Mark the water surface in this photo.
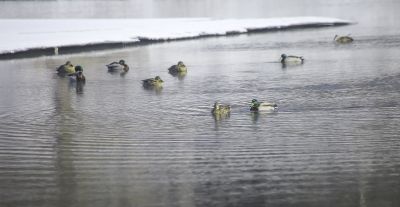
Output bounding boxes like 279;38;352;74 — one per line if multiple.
1;0;400;206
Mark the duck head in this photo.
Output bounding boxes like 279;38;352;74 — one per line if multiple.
280;54;287;63
333;34;338;41
119;59;125;65
213;102;220;110
177;61;186;68
250;99;260;109
75;65;83;72
155;76;163;82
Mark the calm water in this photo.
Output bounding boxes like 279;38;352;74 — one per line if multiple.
1;0;400;207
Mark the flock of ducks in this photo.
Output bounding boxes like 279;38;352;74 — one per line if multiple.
211;34;353;117
56;34;353;118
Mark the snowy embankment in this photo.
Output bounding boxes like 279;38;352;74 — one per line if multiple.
0;17;352;58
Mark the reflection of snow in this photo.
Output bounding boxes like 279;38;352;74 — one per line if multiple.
0;17;352;54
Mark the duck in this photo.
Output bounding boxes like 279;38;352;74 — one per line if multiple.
142;76;163;87
57;61;75;74
280;54;304;65
106;59;129;72
211;102;231;115
168;61;187;73
250;99;277;112
334;35;354;43
68;65;86;82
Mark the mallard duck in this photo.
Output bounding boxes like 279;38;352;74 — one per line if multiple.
280;54;304;65
142;76;163;87
334;35;354;43
106;59;129;72
57;61;75;74
68;66;86;82
250;99;277;112
211;102;231;115
168;61;187;73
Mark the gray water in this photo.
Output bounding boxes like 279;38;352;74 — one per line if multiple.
1;0;400;207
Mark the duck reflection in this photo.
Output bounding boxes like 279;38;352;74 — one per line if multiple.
213;112;230;131
75;81;85;94
142;83;163;94
250;111;259;123
120;70;128;77
213;112;230;122
169;70;187;80
69;80;85;94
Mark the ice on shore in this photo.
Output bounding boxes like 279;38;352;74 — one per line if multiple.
0;17;352;54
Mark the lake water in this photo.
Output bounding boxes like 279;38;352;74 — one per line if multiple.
1;0;400;207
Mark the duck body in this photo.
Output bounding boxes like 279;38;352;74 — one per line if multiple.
168;61;187;73
107;60;129;72
57;61;75;75
280;54;304;65
142;76;163;87
250;99;277;112
68;65;86;82
334;35;354;43
211;102;231;115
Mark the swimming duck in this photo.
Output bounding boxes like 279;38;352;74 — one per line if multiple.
168;61;187;73
211;102;231;115
280;54;304;65
57;61;75;74
250;99;277;112
106;59;129;72
142;76;163;87
334;35;354;43
68;66;86;82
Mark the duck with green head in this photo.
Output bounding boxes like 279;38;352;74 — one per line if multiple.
280;54;304;65
250;99;277;112
212;101;231;115
107;59;129;72
334;34;354;43
57;61;75;75
142;76;163;87
168;61;187;73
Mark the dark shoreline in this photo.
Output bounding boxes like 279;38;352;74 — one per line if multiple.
0;22;350;60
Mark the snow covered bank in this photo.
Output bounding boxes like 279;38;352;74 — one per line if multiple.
0;17;352;59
